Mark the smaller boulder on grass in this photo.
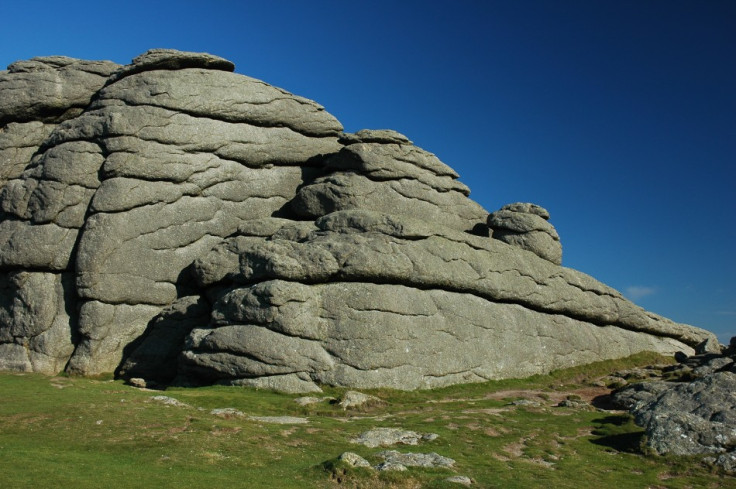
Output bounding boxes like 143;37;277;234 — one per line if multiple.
508;399;542;408
149;395;190;408
210;408;245;418
127;377;148;388
248;416;308;424
338;391;383;410
378;450;455;469
375;461;408;472
613;369;736;473
294;396;335;406
338;452;372;468
445;475;473;486
557;395;590;409
351;427;439;448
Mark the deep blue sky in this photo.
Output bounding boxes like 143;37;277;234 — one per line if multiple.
2;1;734;342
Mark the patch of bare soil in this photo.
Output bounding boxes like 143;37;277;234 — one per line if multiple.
461;407;508;416
485;385;613;406
484;426;511;437
484;389;551;402
49;377;75;389
501;431;539;458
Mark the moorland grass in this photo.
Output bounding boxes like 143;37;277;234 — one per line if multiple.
0;353;730;488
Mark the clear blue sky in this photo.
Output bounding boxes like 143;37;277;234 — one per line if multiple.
2;1;734;342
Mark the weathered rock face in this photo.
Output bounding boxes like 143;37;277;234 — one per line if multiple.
613;346;736;472
170;210;706;391
291;130;488;233
0;271;76;373
0;49;718;390
0;49;342;375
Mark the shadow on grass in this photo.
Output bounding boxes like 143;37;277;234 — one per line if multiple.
591;393;619;410
590;415;645;453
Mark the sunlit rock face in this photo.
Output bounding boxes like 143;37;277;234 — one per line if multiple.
0;49;717;391
488;202;562;265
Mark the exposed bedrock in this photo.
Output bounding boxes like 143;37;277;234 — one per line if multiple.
1;49;344;375
179;279;689;392
178;210;713;391
193;210;710;347
65;52;342;375
0;49;719;388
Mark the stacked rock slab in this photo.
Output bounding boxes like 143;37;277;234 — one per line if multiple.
174;210;710;392
0;49;718;390
488;202;562;265
291;129;488;233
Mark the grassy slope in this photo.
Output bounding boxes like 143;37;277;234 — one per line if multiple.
0;353;730;489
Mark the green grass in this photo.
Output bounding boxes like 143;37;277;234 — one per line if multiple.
0;353;730;488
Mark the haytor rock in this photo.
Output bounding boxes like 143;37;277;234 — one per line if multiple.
0;49;718;392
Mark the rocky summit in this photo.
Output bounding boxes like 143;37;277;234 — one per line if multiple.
0;49;718;393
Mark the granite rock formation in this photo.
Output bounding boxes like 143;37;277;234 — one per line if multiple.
0;49;718;392
488;202;562;265
613;342;736;472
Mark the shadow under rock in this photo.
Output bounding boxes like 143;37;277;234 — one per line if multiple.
591;392;621;410
114;294;211;385
590;414;645;454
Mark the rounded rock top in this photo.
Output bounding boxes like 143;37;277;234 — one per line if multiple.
499;202;551;220
107;48;236;83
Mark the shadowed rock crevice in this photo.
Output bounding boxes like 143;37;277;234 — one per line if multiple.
0;49;719;391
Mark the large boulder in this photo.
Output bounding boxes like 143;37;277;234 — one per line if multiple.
0;49;719;390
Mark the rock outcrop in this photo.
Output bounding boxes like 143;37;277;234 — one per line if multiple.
0;49;718;392
613;343;736;472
